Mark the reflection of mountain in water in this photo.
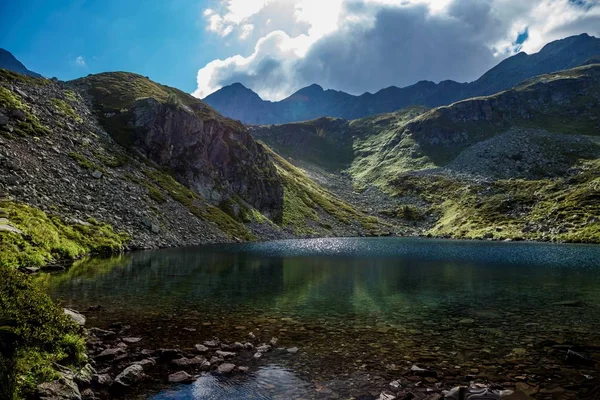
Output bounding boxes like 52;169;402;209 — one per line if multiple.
43;238;600;325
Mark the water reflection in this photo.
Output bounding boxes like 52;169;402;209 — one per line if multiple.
41;238;600;398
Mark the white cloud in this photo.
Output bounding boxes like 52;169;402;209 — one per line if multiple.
240;23;255;39
75;56;86;67
195;0;600;100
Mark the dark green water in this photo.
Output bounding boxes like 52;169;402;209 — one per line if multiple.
42;238;600;399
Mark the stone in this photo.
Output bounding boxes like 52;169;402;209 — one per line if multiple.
113;364;145;388
253;352;262;360
389;380;401;392
74;364;96;387
243;342;254;350
287;347;299;354
172;356;207;367
64;309;86;326
269;337;278;346
168;371;196;384
151;224;160;233
36;373;81;400
378;392;397;400
203;339;219;347
80;388;95;400
91;170;102;179
238;366;249;373
233;342;244;350
135;358;156;371
92;374;112;387
88;328;117;340
122;337;142;344
194;344;209;353
95;347;125;361
256;344;271;353
459;318;475;324
217;363;236;374
215;350;236;358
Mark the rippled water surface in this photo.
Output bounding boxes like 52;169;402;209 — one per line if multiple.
42;238;600;399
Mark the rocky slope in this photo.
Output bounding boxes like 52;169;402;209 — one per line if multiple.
0;69;386;271
252;64;600;243
205;33;600;124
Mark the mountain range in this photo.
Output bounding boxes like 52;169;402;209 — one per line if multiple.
204;33;600;124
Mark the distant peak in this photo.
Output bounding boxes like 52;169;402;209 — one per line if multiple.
291;83;325;96
229;82;248;89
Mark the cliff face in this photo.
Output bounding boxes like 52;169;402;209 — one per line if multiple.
71;72;284;221
131;98;283;220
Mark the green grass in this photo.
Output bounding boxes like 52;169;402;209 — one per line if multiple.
386;159;600;243
267;147;388;236
0;86;50;136
0;202;129;269
51;98;83;123
0;68;49;86
143;169;255;240
0;268;85;399
67;152;105;173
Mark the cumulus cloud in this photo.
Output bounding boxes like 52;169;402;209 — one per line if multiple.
194;0;600;100
75;56;86;67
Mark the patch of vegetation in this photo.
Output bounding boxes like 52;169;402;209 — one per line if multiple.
143;169;254;240
68;152;105;172
267;147;388;236
0;68;49;86
0;86;49;136
0;202;129;269
93;150;129;168
382;205;427;221
62;90;78;102
0;268;85;399
51;98;83;123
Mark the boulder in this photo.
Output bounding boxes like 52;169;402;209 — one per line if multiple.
112;364;145;389
168;371;196;384
217;363;236;374
36;373;81;400
74;364;96;387
64;309;86;326
94;347;125;361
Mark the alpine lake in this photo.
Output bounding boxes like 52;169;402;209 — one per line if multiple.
39;238;600;399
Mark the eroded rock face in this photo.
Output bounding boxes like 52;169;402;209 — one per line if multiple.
130;98;283;220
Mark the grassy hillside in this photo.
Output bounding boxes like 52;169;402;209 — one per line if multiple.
252;64;600;243
266;147;389;236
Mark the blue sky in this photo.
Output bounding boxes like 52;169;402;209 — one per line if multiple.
0;0;233;92
1;1;598;99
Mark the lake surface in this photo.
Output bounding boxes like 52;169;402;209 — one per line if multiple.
42;238;600;399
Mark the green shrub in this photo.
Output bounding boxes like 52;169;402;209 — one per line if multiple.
0;268;85;398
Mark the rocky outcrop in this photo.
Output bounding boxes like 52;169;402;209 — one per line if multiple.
130;98;283;220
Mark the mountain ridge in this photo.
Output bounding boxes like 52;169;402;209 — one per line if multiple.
204;33;600;124
0;48;42;78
